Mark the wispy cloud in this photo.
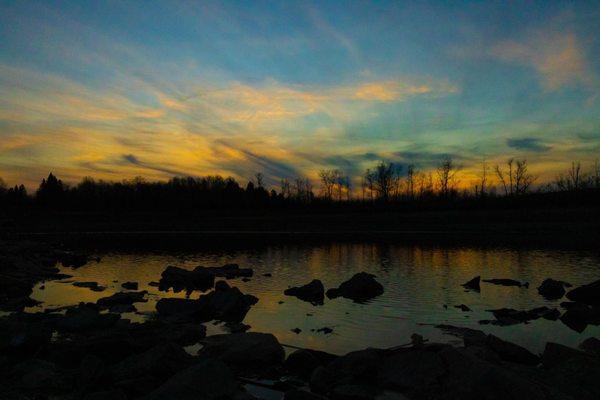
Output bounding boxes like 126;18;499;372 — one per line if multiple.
491;31;597;92
506;137;552;152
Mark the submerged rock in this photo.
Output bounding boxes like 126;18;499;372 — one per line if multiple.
480;306;557;326
482;278;528;288
285;348;338;379
454;304;472;312
198;332;285;374
326;272;384;302
200;281;258;322
485;334;539;365
566;279;600;305
560;302;600;332
537;278;570;300
461;276;480;291
206;263;254;279
284;279;325;305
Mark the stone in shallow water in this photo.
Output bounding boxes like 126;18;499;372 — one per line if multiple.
566;279;600;305
461;276;480;291
285;279;325;305
326;272;384;302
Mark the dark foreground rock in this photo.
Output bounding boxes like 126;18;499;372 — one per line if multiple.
538;278;571;300
158;265;215;293
140;358;245;400
96;290;147;309
482;278;528;288
285;279;325;305
285;349;338;379
461;276;480;291
73;281;106;292
121;281;138;290
197;332;285;375
566;279;600;305
560;302;600;332
326;272;384;302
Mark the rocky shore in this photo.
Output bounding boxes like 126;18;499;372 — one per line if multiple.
1;239;599;400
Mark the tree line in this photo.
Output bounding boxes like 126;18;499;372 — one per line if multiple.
1;157;599;213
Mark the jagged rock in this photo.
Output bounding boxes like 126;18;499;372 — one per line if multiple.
141;358;242;400
10;358;67;391
0;317;52;358
73;281;106;291
112;342;194;382
485;334;539;365
197;332;285;374
121;281;138;290
538;279;570;300
199;280;258;322
326;272;384;302
285;348;338;379
78;354;105;391
285;279;325;305
560;302;600;332
84;390;128;400
109;303;137;313
377;348;446;390
316;327;333;334
225;321;251;333
482;278;528;288
158;265;215;293
435;324;487;346
462;276;480;291
579;337;600;357
566;279;600;305
96;291;147;309
57;251;90;268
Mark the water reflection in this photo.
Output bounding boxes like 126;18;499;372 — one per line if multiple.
31;243;600;355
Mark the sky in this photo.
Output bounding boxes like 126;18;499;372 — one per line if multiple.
1;0;599;190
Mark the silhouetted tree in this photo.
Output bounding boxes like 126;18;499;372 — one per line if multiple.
436;157;459;197
365;161;401;201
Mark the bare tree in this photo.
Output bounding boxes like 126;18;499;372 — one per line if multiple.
593;159;600;189
475;160;489;197
406;164;415;199
364;168;375;201
514;159;535;195
280;178;291;198
365;161;401;201
496;158;535;195
436;157;459;196
255;172;265;189
319;169;340;201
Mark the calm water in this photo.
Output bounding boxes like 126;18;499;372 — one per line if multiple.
29;242;600;355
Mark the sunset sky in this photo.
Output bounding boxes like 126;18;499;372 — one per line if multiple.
1;0;599;189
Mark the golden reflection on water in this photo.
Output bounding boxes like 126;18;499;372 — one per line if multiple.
30;243;600;355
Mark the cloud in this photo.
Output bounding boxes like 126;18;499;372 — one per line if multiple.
491;32;597;92
121;154;189;176
506;138;551;152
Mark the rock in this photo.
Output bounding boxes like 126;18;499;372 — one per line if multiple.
109;303;137;313
285;279;325;305
263;273;272;277
285;389;328;400
316;327;333;334
200;281;259;322
121;281;138;290
537;279;569;300
291;327;302;334
566;279;600;305
78;354;105;391
485;334;539;365
84;390;128;400
155;297;212;321
377;348;446;391
96;290;147;309
207;263;254;279
560;302;600;332
482;306;553;326
197;332;285;374
542;308;561;320
73;281;106;291
542;342;593;369
158;265;215;293
10;358;66;391
148;281;159;287
57;251;90;268
0;317;52;357
454;304;472;312
141;358;242;400
326;272;384;302
285;348;338;379
579;337;600;357
310;348;386;395
482;278;528;288
225;321;251;333
56;303;120;332
462;276;480;291
112;342;194;382
242;277;251;282
434;324;487;347
330;384;378;400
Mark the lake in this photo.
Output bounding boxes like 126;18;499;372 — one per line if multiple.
28;239;600;355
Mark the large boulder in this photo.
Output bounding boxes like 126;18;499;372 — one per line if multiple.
285;348;338;379
485;334;539;365
284;279;325;305
538;279;570;300
326;273;384;302
566;279;600;305
141;358;242;400
56;303;120;333
111;342;194;382
377;348;446;391
560;303;600;332
200;281;258;322
155;298;212;321
197;332;285;374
